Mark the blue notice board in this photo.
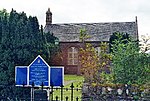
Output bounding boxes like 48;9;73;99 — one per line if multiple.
29;55;49;86
15;66;27;86
50;66;64;86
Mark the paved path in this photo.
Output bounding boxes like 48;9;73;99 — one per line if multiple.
64;80;76;86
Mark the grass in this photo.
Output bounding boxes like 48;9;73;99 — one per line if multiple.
64;75;84;81
51;75;84;101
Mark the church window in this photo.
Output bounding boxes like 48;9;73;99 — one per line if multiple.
68;47;78;65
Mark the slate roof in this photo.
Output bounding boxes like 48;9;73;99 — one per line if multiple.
44;22;138;42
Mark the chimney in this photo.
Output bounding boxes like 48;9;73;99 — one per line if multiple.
46;8;52;25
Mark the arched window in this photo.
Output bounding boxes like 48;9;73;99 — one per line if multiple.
68;47;78;65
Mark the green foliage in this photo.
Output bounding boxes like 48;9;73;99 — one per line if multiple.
109;32;130;52
111;32;150;85
79;29;90;42
0;9;58;98
79;43;100;83
79;30;112;84
44;31;59;64
100;71;114;84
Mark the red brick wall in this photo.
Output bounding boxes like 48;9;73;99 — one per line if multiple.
51;41;103;74
60;42;81;74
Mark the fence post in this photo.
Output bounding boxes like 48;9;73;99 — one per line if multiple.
31;82;35;101
76;97;79;101
51;85;54;101
56;96;58;101
22;82;25;100
66;96;69;101
41;82;44;101
70;83;74;101
47;87;50;101
61;85;64;101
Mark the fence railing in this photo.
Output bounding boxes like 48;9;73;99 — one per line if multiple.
0;83;82;101
0;83;150;101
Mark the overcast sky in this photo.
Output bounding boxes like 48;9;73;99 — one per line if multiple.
1;0;150;36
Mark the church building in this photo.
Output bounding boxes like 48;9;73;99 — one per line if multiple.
44;8;138;74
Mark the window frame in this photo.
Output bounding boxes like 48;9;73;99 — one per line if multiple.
67;47;78;65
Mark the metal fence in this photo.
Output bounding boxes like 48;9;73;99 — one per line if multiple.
1;83;150;101
0;83;82;101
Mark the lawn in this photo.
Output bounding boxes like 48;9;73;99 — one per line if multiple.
51;75;84;101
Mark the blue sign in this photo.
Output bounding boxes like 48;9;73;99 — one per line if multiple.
50;66;64;86
29;55;50;86
15;66;27;86
15;55;64;87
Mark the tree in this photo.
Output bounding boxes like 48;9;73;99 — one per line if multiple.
79;43;100;83
44;31;60;64
0;9;59;98
79;30;112;84
109;32;130;53
0;16;2;43
79;29;90;43
111;32;150;85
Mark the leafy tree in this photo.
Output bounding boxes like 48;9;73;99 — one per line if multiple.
79;42;112;84
111;32;150;85
109;32;130;53
44;31;60;64
79;29;90;43
0;17;2;43
0;9;58;98
79;43;99;83
79;30;112;84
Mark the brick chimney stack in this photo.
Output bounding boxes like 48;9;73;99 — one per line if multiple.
46;8;52;25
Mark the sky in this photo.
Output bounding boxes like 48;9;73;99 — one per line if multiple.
0;0;150;36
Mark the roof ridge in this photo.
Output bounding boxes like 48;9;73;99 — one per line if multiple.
52;21;135;25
